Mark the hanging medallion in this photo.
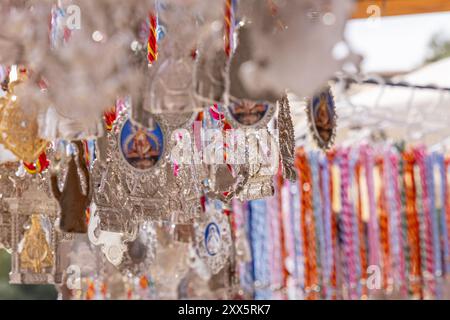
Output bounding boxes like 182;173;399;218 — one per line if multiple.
306;85;337;150
0;80;48;163
224;99;276;130
92;106;201;244
194;203;232;275
5;169;59;284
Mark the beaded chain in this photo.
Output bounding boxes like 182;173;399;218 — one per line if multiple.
289;177;305;298
414;147;436;298
295;149;319;300
320;154;334;299
387;149;408;297
310;151;326;297
361;146;381;280
434;153;450;276
426;153;443;297
267;187;283;298
447;159;450;277
328;151;339;299
277;175;291;297
248;200;272;299
376;156;392;292
355;161;368;298
403;151;423;299
338;148;358;299
349;149;363;298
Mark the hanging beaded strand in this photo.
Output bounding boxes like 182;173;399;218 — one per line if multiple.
310;151;326;298
435;153;450;277
328;151;339;299
388;149;408;297
338;148;358;299
290;167;305;299
355;160;369;298
376;155;392;293
361;146;381;296
446;158;450;278
349;149;363;298
320;154;334;299
403;151;423;299
295;149;319;300
414;147;436;298
248;200;272;299
426;153;443;297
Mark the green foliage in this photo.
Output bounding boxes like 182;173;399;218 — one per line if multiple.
0;250;57;300
426;33;450;63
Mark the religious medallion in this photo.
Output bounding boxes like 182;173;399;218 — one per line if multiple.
306;85;337;150
194;203;232;275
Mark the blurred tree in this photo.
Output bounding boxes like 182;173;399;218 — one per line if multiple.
425;32;450;63
0;250;57;300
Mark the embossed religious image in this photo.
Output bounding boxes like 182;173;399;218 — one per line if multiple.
19;214;54;274
225;99;275;129
307;86;337;150
119;119;164;171
228;100;269;126
204;222;221;257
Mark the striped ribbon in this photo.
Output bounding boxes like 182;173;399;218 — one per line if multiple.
23;151;50;174
224;0;237;57
147;11;158;64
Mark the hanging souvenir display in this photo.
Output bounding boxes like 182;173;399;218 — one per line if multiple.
306;85;337;150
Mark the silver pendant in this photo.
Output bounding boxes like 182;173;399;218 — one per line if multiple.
194;203;232;275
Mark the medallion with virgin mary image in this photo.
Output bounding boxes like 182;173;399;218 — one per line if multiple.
119;119;164;171
307;85;337;150
195;203;232;275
